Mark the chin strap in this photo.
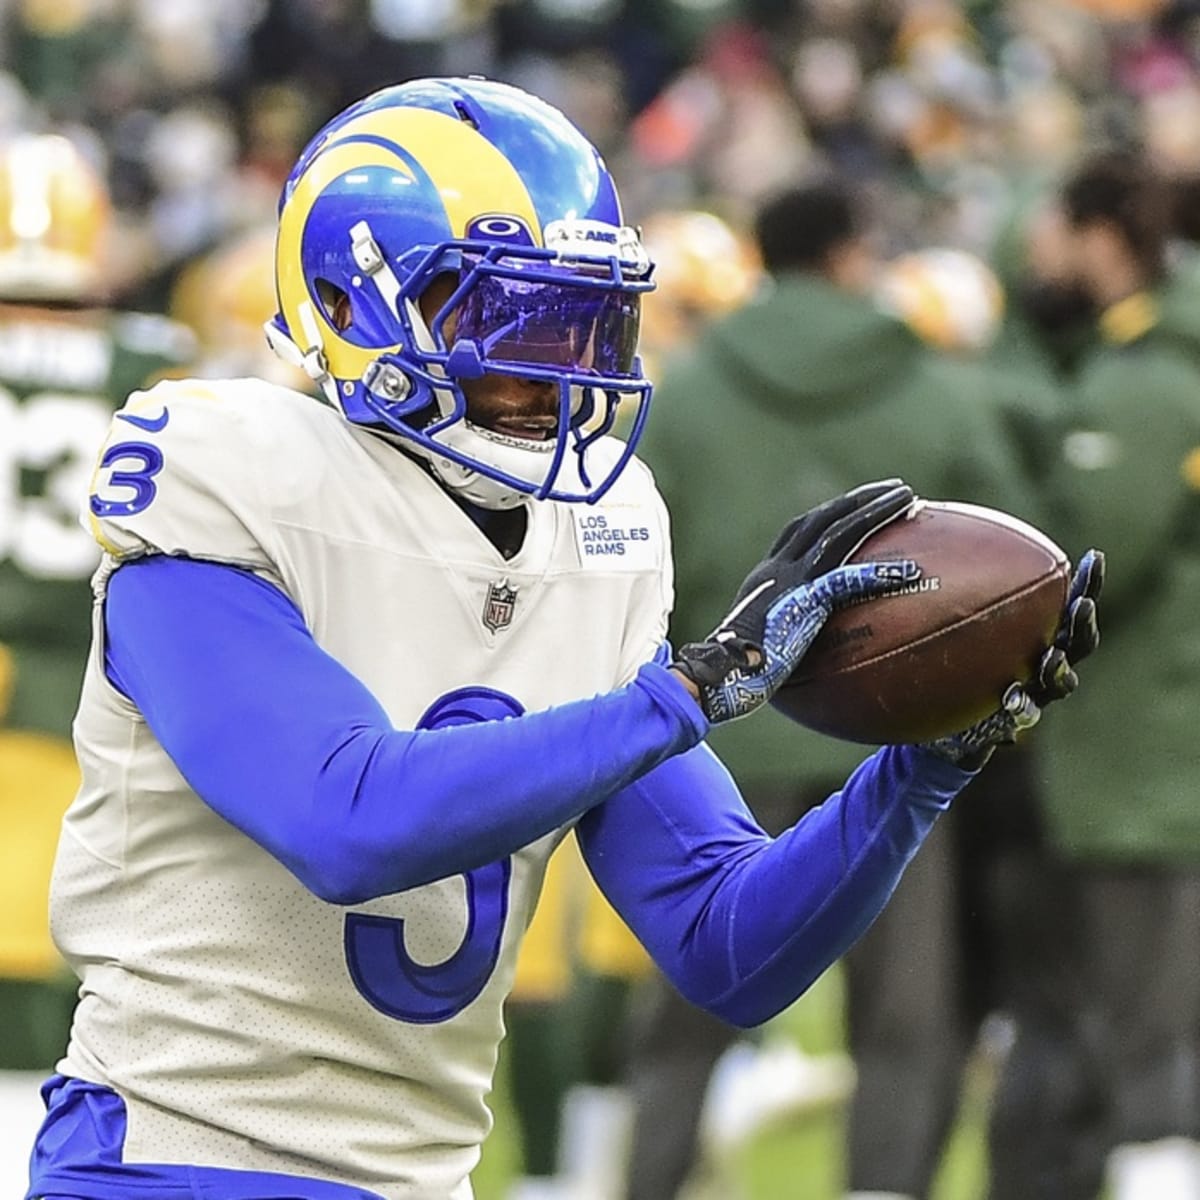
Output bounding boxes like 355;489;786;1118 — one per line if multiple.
349;220;404;316
426;452;527;510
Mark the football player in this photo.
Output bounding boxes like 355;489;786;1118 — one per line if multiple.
0;132;194;1192
26;78;1100;1200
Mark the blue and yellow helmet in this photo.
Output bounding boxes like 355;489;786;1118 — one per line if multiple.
269;76;655;508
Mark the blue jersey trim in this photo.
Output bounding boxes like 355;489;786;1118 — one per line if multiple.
28;1076;388;1199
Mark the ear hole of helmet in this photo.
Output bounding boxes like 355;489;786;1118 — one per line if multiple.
315;278;352;331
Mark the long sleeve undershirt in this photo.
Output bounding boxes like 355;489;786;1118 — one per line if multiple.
104;554;974;1027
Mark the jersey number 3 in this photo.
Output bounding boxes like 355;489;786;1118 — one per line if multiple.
343;688;519;1024
89;441;164;518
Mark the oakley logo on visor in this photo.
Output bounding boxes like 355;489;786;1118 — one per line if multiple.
467;215;536;246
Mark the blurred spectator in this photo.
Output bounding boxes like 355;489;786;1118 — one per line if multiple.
247;0;499;128
167;222;310;391
1172;171;1200;246
635;206;762;380
1142;77;1200;172
631;176;1056;1200
4;1;138;128
875;245;1007;353
997;149;1200;1200
0;130;194;1194
622;20;811;219
139;102;243;286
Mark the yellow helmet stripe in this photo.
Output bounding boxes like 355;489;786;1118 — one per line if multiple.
278;144;406;309
278;108;541;385
318;107;540;240
277;141;416;382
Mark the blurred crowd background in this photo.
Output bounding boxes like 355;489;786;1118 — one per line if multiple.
1;0;1198;314
3;2;1200;1199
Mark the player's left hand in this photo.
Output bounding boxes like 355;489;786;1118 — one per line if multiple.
672;480;920;724
923;548;1104;766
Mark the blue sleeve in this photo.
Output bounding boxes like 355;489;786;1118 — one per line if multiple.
104;555;707;905
576;740;974;1028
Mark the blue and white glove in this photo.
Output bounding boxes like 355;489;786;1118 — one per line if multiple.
924;548;1104;766
672;480;920;724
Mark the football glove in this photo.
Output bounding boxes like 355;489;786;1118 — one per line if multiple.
673;480;920;724
923;548;1104;766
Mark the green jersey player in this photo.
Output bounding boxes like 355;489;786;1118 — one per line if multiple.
0;133;193;1084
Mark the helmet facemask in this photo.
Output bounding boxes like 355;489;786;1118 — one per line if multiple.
319;235;653;509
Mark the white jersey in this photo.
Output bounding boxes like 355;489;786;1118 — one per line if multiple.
54;378;673;1198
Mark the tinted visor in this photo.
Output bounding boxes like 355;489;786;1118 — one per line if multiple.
452;267;642;377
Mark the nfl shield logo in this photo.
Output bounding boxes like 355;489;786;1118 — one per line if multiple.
483;579;519;632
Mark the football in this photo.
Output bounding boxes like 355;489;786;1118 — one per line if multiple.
770;500;1070;744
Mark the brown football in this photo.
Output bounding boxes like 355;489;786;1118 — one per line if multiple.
770;500;1070;744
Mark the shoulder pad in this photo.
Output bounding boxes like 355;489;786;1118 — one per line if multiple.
85;378;280;572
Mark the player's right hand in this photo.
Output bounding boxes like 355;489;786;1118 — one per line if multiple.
671;480;919;724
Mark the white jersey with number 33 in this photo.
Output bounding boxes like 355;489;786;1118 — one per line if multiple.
53;378;672;1198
